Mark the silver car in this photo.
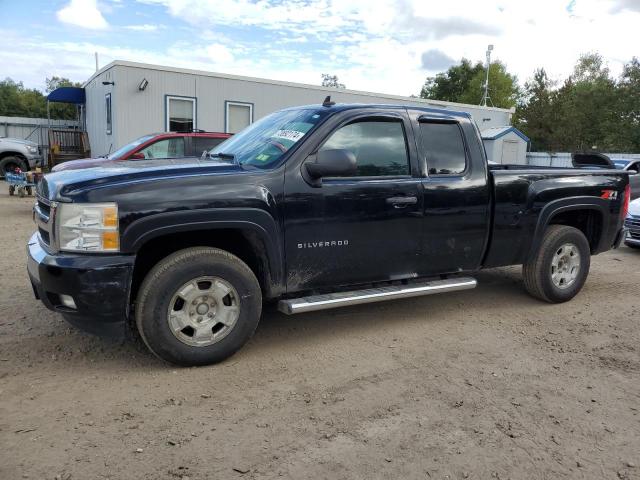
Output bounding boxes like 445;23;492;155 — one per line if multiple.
612;159;640;200
624;197;640;249
0;137;43;176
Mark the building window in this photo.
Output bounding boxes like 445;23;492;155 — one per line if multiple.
166;96;196;132
419;121;467;175
319;120;410;177
225;101;253;134
105;93;112;135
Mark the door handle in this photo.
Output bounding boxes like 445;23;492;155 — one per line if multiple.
386;196;418;208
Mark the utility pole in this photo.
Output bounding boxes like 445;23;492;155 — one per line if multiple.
95;52;99;71
481;44;494;107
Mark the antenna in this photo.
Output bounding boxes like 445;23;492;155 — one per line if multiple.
322;95;335;107
481;44;494;107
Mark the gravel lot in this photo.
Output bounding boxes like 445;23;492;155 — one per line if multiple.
0;192;639;480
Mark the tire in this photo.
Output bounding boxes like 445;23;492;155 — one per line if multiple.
0;156;28;177
523;225;591;303
135;247;262;366
8;185;14;196
17;187;25;198
25;186;32;196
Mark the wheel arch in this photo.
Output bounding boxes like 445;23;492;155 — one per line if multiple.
528;197;608;260
123;209;284;303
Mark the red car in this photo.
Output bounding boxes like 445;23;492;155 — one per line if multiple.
52;131;232;172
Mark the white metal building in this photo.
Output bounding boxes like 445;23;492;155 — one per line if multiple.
84;60;515;157
481;126;529;164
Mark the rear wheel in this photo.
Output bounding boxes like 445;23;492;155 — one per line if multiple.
135;247;262;366
8;185;15;196
523;225;591;303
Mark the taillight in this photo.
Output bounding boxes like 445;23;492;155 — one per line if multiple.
621;184;631;220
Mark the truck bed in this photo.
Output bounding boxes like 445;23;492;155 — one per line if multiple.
484;167;627;268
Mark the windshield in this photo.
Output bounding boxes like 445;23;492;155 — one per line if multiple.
208;108;330;168
107;134;156;160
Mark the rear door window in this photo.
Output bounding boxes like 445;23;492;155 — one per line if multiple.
419;122;467;175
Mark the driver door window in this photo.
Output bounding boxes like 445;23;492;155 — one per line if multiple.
139;138;185;159
320;120;410;176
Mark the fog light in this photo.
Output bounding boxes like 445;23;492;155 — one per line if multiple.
59;294;77;310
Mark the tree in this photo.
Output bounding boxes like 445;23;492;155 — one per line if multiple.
513;69;556;151
0;77;80;120
0;78;47;118
515;52;634;152
420;59;484;102
614;57;640;151
552;53;618;151
321;73;345;89
420;59;519;109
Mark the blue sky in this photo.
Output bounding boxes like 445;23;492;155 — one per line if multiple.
1;0;639;96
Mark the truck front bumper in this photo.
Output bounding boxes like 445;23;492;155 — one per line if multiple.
26;232;135;338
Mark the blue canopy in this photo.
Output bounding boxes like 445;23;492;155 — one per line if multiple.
47;87;85;104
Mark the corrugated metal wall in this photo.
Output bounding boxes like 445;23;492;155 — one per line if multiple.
0;116;80;146
85;62;514;157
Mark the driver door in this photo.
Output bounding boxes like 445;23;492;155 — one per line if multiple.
283;111;424;292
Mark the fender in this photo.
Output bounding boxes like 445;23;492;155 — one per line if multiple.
527;196;609;260
120;207;284;288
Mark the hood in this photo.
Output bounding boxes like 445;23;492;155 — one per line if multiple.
0;137;38;148
52;156;109;172
38;157;241;200
629;198;640;217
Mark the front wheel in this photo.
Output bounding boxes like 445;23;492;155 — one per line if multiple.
135;247;262;366
523;225;591;303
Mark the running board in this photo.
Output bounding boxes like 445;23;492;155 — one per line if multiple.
277;277;477;315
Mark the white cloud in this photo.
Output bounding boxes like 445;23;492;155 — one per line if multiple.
5;0;640;98
124;24;161;31
56;0;109;30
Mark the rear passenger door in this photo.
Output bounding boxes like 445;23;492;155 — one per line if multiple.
413;114;491;275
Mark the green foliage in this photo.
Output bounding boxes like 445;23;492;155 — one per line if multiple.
0;76;80;120
420;59;520;109
515;53;638;152
423;52;640;153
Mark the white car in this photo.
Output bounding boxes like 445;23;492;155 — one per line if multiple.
624;197;640;249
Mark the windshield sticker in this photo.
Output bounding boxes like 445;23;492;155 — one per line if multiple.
255;154;270;162
273;129;306;143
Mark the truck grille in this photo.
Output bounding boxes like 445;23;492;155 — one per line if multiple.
35;195;53;247
625;215;640;239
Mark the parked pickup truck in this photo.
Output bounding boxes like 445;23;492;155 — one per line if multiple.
28;102;630;366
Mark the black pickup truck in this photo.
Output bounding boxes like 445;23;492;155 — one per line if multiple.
28;103;630;366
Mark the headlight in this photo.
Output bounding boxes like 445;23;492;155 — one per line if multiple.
56;203;119;252
26;145;38;154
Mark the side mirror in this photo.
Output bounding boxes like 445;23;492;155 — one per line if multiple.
129;152;145;160
305;149;357;179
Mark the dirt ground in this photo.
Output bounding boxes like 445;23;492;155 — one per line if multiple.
0;192;639;480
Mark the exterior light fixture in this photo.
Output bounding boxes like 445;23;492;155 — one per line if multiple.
138;78;149;91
